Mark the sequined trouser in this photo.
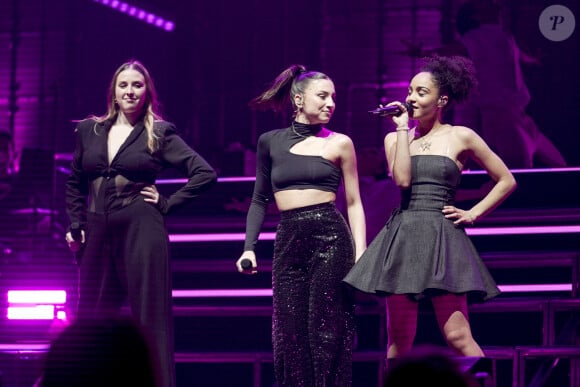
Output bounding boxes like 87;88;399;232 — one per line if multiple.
273;202;356;387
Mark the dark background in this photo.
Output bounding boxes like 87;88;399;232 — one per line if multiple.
0;2;579;385
0;0;578;172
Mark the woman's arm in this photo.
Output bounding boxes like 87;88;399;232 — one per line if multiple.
157;124;217;214
384;105;412;188
237;133;273;273
338;134;367;260
65;123;90;230
444;127;516;224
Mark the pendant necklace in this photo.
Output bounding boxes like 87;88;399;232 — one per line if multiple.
418;137;432;152
291;122;310;138
416;126;442;151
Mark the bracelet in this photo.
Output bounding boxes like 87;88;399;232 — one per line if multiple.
396;128;409;132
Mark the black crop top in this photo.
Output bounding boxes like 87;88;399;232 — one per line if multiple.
243;122;342;251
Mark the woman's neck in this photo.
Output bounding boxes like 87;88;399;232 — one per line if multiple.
416;117;444;136
116;111;140;127
292;121;323;137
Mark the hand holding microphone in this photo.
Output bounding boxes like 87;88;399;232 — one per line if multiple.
368;102;411;117
236;251;257;274
66;222;85;257
240;259;253;270
70;222;83;242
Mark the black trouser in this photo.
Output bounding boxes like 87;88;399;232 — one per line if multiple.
273;202;356;387
77;199;174;387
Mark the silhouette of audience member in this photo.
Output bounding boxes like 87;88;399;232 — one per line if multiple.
38;316;159;387
383;346;479;387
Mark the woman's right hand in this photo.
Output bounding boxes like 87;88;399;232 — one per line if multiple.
388;101;410;128
65;230;85;252
236;251;257;275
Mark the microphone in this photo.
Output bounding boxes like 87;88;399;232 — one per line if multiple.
368;103;410;116
69;222;84;265
240;258;253;271
70;222;82;242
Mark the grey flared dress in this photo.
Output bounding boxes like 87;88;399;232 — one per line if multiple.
343;155;500;302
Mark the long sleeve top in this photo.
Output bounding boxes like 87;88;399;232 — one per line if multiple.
243;122;341;251
65;118;217;230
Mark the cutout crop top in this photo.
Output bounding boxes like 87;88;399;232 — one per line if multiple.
243;122;342;251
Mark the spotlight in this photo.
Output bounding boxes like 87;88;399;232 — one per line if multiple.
6;290;67;320
92;0;175;31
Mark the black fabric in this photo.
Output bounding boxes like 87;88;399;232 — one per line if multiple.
66;119;217;229
344;155;499;303
273;202;355;386
243;122;341;251
65;118;216;387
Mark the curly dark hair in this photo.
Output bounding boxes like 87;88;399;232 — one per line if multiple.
420;55;478;105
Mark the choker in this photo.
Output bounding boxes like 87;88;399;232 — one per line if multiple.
291;122;322;138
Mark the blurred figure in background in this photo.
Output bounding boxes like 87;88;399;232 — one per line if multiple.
404;0;566;169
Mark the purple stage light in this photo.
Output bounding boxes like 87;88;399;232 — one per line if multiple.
172;289;273;298
466;225;580;236
8;290;66;304
155;166;580;184
157;176;257;184
92;0;175;31
0;343;50;353
169;232;259;243
168;224;580;243
498;284;572;292
56;310;67;320
171;283;572;299
7;305;59;320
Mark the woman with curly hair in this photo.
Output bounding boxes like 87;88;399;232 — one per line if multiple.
344;55;516;359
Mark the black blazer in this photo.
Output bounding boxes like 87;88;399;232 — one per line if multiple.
65;118;217;229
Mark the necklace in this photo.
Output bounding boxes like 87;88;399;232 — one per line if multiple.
291;122;313;138
291;122;310;138
415;125;445;151
418;137;432;152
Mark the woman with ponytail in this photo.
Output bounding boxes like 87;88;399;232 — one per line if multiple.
236;64;366;386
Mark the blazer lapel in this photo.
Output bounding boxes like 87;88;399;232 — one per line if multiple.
110;121;146;164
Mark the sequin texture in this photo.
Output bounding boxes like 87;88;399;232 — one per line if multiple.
272;202;356;386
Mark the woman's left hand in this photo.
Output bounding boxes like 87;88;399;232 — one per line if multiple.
442;205;476;225
141;185;160;204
